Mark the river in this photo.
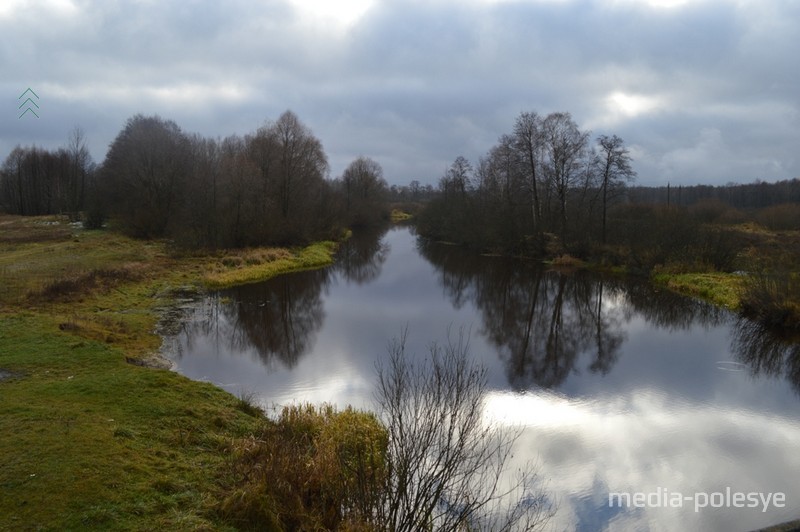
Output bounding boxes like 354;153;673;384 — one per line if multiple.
164;225;800;531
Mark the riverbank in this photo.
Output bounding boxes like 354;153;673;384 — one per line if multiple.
466;221;800;318
0;215;338;530
651;271;744;310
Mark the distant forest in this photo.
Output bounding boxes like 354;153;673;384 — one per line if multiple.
0;112;389;248
628;180;800;209
2;110;799;255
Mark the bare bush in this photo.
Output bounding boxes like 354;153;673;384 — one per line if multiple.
218;403;386;531
755;203;800;231
741;269;800;331
375;329;552;531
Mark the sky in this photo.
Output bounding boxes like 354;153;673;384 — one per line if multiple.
1;0;798;186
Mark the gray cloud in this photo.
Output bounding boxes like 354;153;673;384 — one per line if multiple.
1;0;798;185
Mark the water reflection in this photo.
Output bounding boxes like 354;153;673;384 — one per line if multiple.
335;225;390;285
732;318;800;395
224;269;330;368
417;238;727;391
171;228;390;370
622;280;726;331
486;389;800;531
164;227;800;531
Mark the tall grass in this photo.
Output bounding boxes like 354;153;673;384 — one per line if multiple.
203;241;337;288
741;269;800;331
217;403;386;530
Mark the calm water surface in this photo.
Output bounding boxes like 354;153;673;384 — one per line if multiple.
164;226;800;531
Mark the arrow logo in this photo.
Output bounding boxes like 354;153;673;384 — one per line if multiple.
18;88;40;119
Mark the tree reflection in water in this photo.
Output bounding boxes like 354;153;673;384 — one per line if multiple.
173;228;391;370
172;227;800;397
418;238;730;391
174;268;330;370
334;226;390;285
731;318;800;395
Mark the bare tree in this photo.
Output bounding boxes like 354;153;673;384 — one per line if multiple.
65;127;93;217
596;134;636;244
542;112;590;239
513;112;544;231
375;329;553;532
246;123;279;221
272;110;329;220
341;156;389;226
101;114;191;237
218;134;261;247
0;146;26;214
439;156;473;200
409;179;421;201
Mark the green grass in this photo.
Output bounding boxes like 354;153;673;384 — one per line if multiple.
0;313;260;531
203;241;337;289
0;228;165;304
0;215;343;530
389;209;413;223
652;272;745;309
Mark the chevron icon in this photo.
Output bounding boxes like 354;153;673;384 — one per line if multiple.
18;88;40;119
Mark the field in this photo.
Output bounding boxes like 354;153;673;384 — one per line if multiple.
0;215;337;530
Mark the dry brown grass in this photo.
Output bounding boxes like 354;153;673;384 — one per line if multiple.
32;263;148;302
218;404;386;531
0;214;73;244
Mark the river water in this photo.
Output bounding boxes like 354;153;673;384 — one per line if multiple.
164;225;800;531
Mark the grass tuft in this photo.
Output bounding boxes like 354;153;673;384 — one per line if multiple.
235;391;264;418
203;241;337;289
217;403;387;530
652;272;745;309
390;209;413;223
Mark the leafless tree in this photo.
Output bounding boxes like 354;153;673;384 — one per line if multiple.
409;179;422;201
439;156;473;200
542;112;590;239
375;329;553;532
272;110;329;220
513;112;545;231
0;146;27;214
341;156;389;227
0;132;93;218
218;134;261;247
596;134;636;244
65;127;93;217
101;114;191;237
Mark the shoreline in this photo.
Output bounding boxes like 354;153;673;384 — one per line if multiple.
0;215;341;529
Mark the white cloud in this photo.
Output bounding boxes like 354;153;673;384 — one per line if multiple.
1;0;798;184
287;0;375;28
488;387;800;530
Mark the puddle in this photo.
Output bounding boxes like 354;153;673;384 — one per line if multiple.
0;369;20;382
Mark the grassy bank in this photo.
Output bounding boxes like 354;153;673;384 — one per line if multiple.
648;224;800;313
0;313;262;530
203;241;336;289
651;272;745;310
389;208;413;223
0;215;340;530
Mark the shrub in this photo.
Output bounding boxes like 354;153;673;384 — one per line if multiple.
375;330;552;531
755;203;800;231
741;269;800;331
218;404;386;530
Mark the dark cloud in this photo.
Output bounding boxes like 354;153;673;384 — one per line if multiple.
1;0;798;185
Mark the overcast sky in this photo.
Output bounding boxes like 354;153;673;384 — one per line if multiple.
2;0;798;186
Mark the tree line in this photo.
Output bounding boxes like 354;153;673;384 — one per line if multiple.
416;111;636;255
0;128;94;218
0;111;389;249
629;179;800;209
414;110;800;274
